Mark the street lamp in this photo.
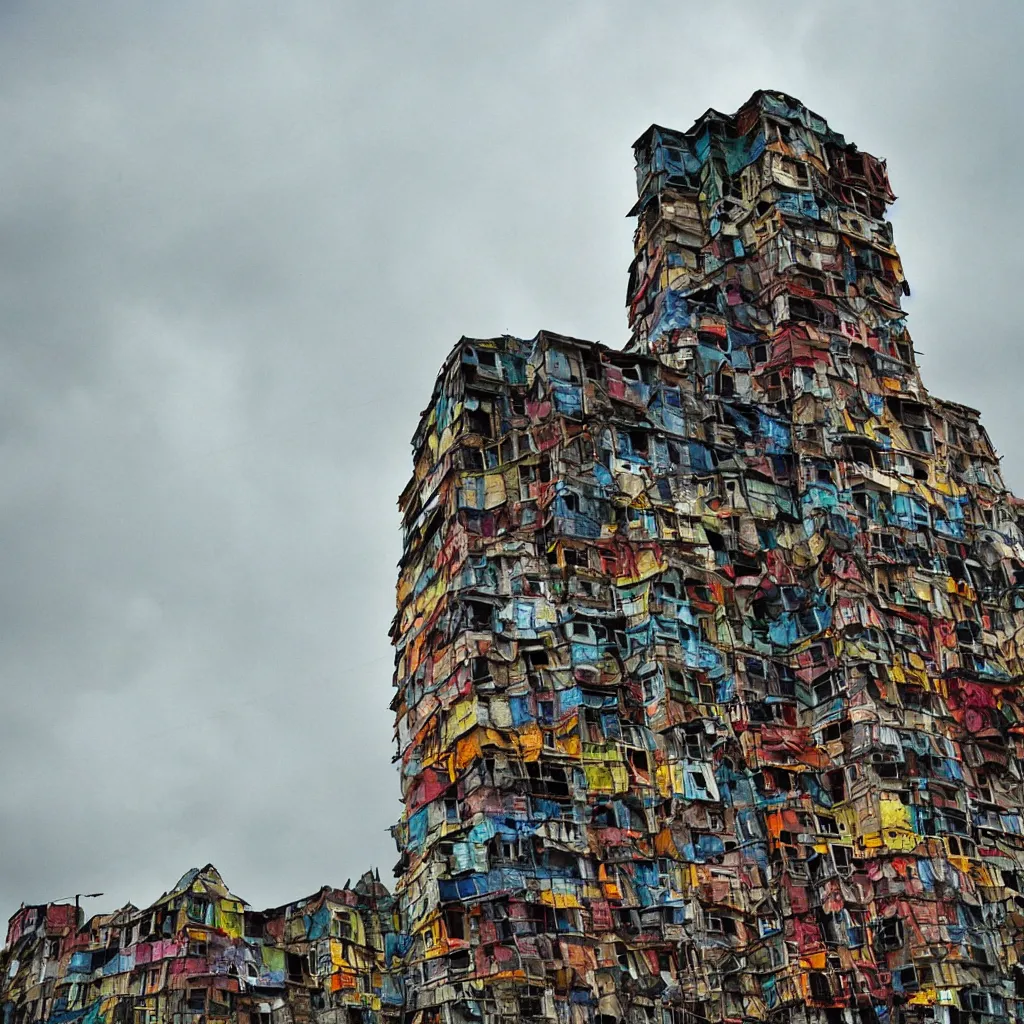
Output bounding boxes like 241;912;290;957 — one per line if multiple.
48;893;105;914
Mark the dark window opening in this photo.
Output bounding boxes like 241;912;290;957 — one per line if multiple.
466;408;492;439
448;950;471;974
445;910;466;941
466;601;493;630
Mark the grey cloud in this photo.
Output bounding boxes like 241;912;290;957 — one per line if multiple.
1;0;1022;921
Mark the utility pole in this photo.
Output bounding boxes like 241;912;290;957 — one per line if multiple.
73;893;104;915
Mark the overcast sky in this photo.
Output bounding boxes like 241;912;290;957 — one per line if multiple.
1;0;1022;924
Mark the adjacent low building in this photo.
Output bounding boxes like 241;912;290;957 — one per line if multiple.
0;866;403;1024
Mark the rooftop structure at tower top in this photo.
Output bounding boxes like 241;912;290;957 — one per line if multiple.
625;90;903;359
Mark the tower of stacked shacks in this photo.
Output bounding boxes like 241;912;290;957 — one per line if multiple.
391;91;1024;1024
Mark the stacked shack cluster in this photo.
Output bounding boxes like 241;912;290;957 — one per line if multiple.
391;92;1024;1024
6;91;1024;1024
0;867;403;1024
